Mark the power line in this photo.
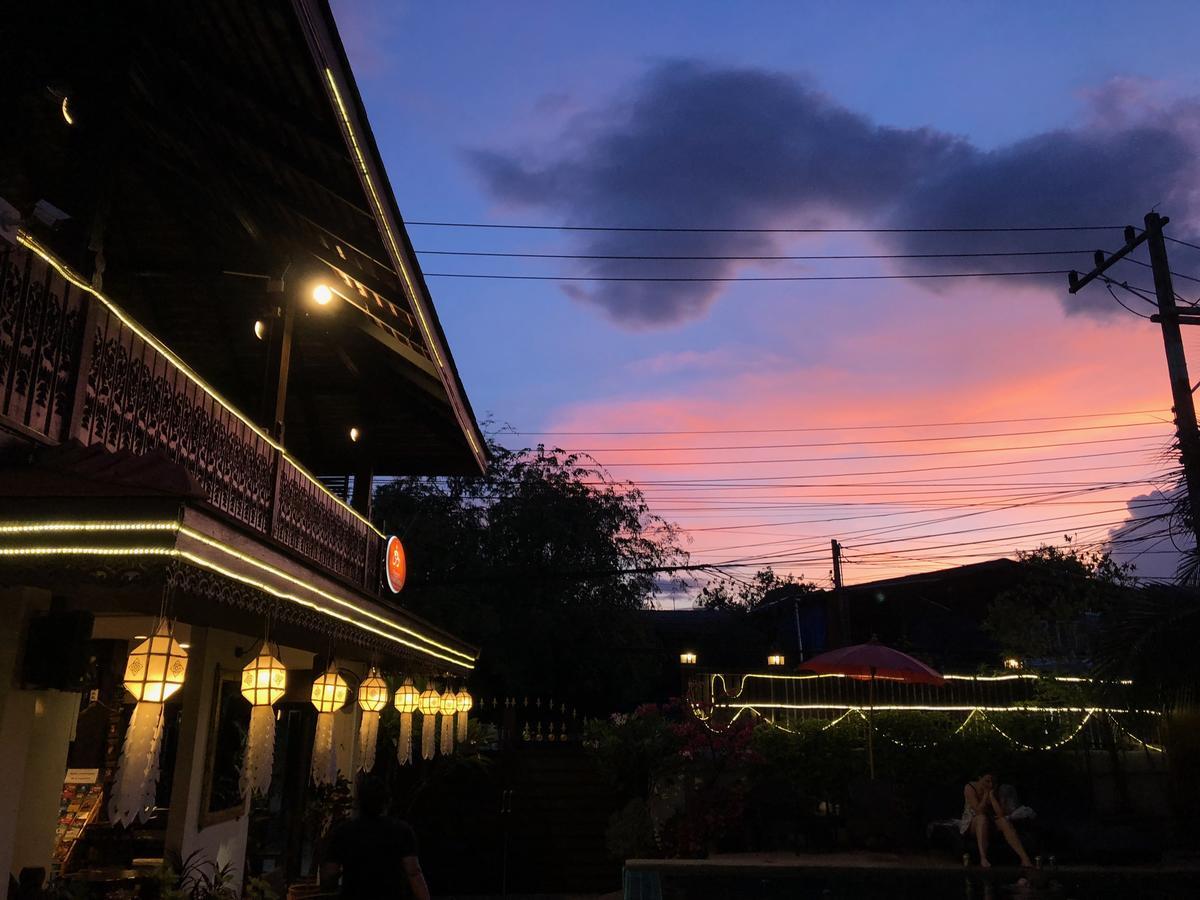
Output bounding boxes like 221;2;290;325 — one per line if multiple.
425;268;1073;284
407;220;1127;235
506;407;1168;435
1166;235;1200;254
574;447;1171;482
417;248;1101;262
1117;256;1200;286
577;434;1166;467
527;420;1167;453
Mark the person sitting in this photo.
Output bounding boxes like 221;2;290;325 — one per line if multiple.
961;772;1034;868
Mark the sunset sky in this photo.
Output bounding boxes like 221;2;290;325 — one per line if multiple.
332;1;1200;595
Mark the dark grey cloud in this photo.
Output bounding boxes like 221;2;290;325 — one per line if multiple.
470;62;1200;328
1106;489;1190;582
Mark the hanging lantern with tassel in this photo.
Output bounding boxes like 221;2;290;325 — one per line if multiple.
439;686;458;754
356;668;389;773
417;684;441;760
240;646;287;797
455;686;473;742
311;667;349;786
110;622;187;826
394;677;419;766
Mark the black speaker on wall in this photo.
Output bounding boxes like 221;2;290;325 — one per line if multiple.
21;609;94;690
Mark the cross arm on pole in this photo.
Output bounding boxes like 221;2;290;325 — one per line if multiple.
1067;224;1151;294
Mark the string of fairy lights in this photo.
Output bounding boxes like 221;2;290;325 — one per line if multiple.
687;671;1165;753
695;702;1163;754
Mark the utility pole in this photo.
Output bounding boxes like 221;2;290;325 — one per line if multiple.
831;539;849;646
261;282;296;443
1069;212;1200;548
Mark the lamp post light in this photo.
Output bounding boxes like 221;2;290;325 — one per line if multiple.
679;651;697;702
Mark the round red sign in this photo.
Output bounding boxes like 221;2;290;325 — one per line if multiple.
385;535;406;593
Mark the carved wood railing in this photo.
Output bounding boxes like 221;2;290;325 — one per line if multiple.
0;240;383;594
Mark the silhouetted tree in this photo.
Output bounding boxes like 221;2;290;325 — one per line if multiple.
695;566;818;614
372;439;686;710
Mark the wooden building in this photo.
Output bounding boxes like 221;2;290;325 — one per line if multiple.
0;1;485;891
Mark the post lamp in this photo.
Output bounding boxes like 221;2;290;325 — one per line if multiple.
767;653;786;668
679;650;698;704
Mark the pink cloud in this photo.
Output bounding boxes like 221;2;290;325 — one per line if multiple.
537;283;1178;590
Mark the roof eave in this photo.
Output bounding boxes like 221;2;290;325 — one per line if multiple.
291;0;489;473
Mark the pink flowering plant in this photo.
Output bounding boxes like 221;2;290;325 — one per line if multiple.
585;701;759;858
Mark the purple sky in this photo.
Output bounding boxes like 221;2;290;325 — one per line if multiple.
333;1;1200;592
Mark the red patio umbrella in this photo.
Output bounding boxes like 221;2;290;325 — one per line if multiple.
800;638;944;779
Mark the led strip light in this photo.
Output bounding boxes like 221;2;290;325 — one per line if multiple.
322;68;484;464
705;704;1163;752
710;670;1133;700
12;233;384;539
0;521;474;668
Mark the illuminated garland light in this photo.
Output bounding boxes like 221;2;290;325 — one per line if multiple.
713;702;1158;714
977;709;1094;752
702;704;1164;754
0;546;175;557
0;521;475;669
1107;712;1166;753
178;527;473;664
176;550;473;669
0;521;178;534
712;671;1133;700
14;232;385;539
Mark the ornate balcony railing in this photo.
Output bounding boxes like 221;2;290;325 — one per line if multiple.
0;238;383;594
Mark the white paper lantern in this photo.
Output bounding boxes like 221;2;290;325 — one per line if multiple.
455;688;474;740
356;668;388;772
311;668;348;784
110;622;187;826
418;686;440;760
241;646;287;796
394;678;419;766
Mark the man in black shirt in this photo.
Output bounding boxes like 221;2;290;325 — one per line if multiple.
321;775;430;900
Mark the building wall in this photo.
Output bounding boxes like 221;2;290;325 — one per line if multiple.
0;587;81;883
165;625;252;888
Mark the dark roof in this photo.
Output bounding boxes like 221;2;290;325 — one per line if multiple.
640;608;768;669
0;0;486;476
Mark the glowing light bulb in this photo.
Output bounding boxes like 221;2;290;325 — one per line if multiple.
61;97;74;125
349;427;361;443
253;320;266;340
312;284;333;305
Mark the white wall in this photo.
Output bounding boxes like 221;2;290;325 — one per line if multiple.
164;626;251;889
0;588;81;882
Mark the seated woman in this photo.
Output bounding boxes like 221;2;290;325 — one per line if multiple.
961;772;1034;868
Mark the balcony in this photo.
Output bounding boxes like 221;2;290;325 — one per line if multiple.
0;237;383;596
